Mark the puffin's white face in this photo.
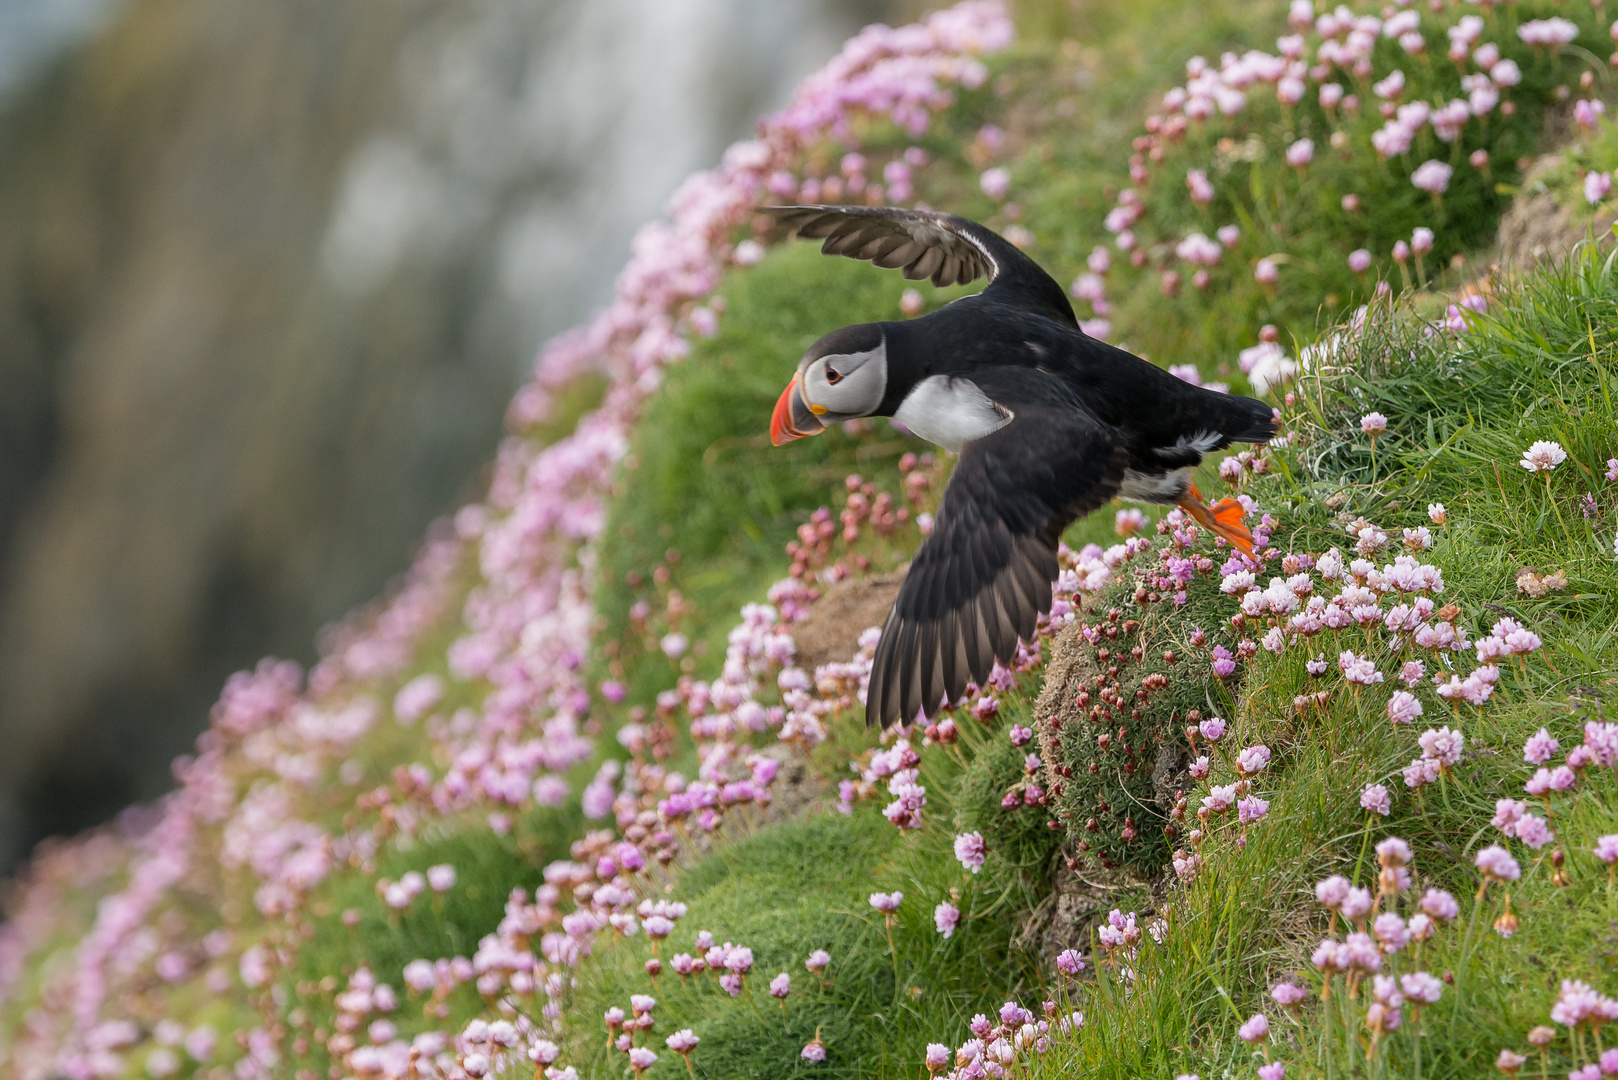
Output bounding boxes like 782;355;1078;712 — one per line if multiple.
771;326;888;445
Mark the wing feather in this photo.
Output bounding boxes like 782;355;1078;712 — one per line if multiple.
864;399;1126;726
760;205;1076;326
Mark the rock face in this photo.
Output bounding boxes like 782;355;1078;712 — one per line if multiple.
0;0;893;869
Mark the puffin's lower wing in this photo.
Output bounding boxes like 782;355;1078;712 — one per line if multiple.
866;404;1125;728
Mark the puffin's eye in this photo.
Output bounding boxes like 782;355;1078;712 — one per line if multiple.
824;366;842;384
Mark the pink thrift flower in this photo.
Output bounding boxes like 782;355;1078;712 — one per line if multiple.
1418;726;1464;764
1475;844;1521;882
770;973;791;999
1316;875;1351;910
1523;728;1560;764
1237;745;1271;774
1287;138;1315;168
1361;783;1391;816
1348;249;1372;273
1199;716;1227;742
1594;835;1618;864
1272;982;1308;1006
1412;160;1454;195
1238;1013;1270;1043
1586;171;1614;205
934;900;961;938
805;950;831;973
802;1039;827;1062
1238;795;1270;824
1056;949;1086;977
1259;1064;1286;1080
1360;412;1388;435
1387;691;1423;724
980;168;1011;200
870;891;903;913
955;831;987;873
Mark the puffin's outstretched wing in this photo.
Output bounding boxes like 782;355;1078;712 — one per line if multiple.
865;401;1125;728
761;205;1077;327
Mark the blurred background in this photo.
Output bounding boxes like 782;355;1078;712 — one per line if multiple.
0;0;903;874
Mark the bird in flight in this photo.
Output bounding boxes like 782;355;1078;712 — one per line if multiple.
762;205;1276;728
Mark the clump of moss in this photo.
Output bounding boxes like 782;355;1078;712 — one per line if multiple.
1035;591;1210;874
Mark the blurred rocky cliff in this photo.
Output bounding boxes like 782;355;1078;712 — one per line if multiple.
0;0;895;870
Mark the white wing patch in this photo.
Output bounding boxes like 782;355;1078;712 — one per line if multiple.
1174;430;1224;454
893;375;1012;453
1120;467;1193;504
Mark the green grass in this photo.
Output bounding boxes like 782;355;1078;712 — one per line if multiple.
1021;243;1618;1079
561;803;1050;1079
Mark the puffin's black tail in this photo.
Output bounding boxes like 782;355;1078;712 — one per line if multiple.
1214;392;1278;445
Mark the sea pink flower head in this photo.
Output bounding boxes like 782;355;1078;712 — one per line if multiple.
427;864;457;892
1272;981;1308;1006
1376;837;1412;868
770;973;791;998
1316;874;1351;910
1056;949;1086;977
1497;1049;1528;1073
1595;835;1618;864
1238;745;1271;774
805;949;831;973
1361;413;1389;437
1411;228;1434;255
1287;138;1315;168
980;168;1011;200
1520;441;1567;472
1361;783;1391;816
1418;726;1464;764
666;1030;699;1054
1523;728;1560;764
802;1039;827;1062
1475;844;1521;882
1258;1064;1286;1080
1387;690;1423;724
955;831;987;873
1340;887;1374;922
628;1048;657;1071
1349;249;1372;274
1199;716;1226;742
934;900;961;938
1586;172;1614;206
870;891;903;913
926;1043;950;1071
1238;1013;1270;1043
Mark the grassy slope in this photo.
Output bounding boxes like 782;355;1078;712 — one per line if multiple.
1036;250;1618;1079
569;2;1618;1077
10;0;1614;1075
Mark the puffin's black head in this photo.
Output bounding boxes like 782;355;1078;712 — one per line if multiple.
770;323;888;445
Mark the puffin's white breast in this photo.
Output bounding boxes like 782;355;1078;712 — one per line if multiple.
893;374;1012;453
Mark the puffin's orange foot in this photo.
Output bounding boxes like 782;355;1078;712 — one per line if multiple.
1180;484;1256;556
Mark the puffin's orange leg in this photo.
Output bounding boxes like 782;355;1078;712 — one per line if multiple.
1178;483;1256;556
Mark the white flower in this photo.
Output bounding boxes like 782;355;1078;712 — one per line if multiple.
1518;441;1567;472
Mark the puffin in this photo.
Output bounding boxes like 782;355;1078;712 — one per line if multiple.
762;205;1276;728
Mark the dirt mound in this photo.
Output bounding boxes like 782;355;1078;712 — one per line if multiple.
1495;155;1618;267
788;571;902;673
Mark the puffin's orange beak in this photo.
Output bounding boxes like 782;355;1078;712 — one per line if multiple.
770;374;825;445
